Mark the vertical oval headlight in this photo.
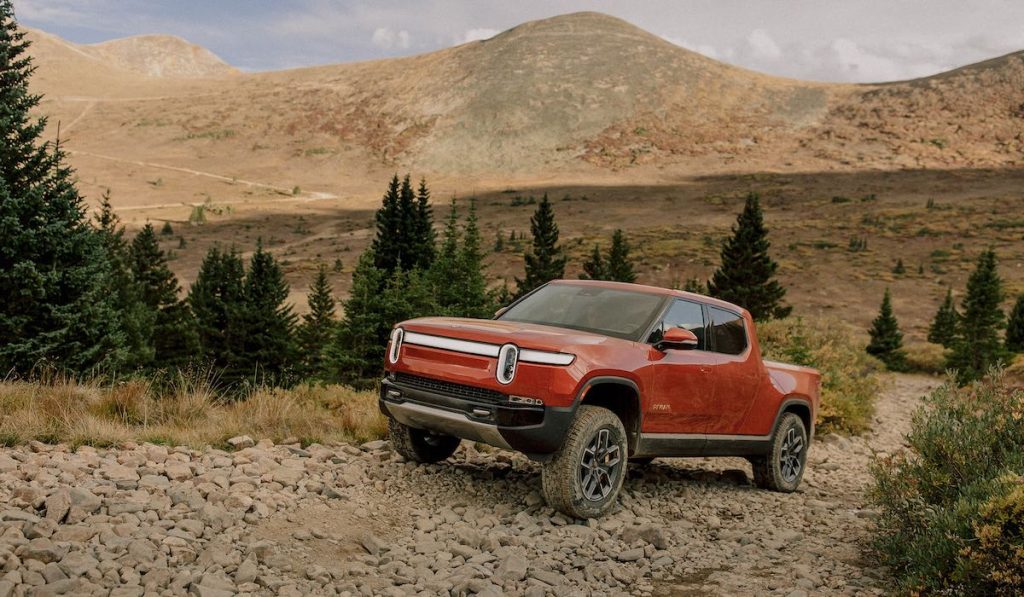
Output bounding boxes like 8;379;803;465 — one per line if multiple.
496;343;518;385
388;327;404;364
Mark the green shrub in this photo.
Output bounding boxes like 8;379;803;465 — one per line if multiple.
870;373;1024;594
904;342;948;374
757;317;882;434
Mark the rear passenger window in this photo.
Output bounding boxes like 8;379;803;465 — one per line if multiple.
709;307;747;355
648;299;707;350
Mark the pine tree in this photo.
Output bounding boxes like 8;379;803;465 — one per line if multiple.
370;175;403;272
428;200;492;318
237;241;297;386
1005;294;1024;354
948;249;1009;384
412;178;436;269
455;199;493;318
516;194;566;296
326;253;436;387
893;258;906;275
430;200;462;311
606;229;637;283
581;244;606;280
397;175;416;268
0;4;127;374
95;193;154;369
866;288;907;371
130;223;199;369
297;264;336;379
707;193;791;321
927;288;959;349
188;246;245;375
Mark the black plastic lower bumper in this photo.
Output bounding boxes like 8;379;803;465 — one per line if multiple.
379;377;574;460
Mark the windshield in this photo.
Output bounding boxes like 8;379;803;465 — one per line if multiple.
498;284;667;340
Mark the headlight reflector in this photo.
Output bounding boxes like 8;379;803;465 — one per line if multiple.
388;327;404;364
496;343;519;385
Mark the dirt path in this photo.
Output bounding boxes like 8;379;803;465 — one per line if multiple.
0;374;939;596
66;149;339;204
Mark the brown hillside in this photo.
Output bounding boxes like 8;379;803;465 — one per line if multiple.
19;12;1024;344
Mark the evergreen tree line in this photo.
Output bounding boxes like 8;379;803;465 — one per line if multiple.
866;248;1024;384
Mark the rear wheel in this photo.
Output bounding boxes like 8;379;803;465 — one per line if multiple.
751;413;807;492
542;406;627;519
388;418;461;463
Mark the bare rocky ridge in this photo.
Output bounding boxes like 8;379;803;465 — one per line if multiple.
0;374;938;596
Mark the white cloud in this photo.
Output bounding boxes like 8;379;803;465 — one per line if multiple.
746;29;781;60
371;27;411;50
460;28;499;43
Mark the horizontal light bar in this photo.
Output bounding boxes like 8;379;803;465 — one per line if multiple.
519;349;575;366
403;332;574;365
404;332;499;357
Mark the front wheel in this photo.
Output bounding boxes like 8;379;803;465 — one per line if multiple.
542;406;628;519
388;418;461;463
750;413;808;492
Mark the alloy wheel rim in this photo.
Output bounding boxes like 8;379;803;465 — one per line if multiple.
579;428;622;501
779;426;805;483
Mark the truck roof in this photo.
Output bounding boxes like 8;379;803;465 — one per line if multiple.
548;279;751;318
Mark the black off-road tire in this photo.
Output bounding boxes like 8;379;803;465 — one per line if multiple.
388;418;461;463
750;413;808;492
541;406;628;519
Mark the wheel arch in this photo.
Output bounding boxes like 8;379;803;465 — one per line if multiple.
575;376;642;454
775;396;815;442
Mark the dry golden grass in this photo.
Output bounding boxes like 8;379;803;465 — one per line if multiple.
0;372;385;449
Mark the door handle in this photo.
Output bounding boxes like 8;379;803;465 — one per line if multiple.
699;366;710;373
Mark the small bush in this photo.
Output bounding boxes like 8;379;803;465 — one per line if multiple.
870;373;1024;594
904;342;947;374
758;317;882;434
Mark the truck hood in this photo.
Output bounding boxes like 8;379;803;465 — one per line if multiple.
399;317;626;353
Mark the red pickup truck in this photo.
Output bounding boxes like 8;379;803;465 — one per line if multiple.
380;280;821;518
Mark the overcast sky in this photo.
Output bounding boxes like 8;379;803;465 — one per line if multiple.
12;0;1024;82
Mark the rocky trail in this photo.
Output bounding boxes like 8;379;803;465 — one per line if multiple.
0;374;939;596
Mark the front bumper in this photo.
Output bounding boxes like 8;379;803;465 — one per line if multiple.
379;376;574;460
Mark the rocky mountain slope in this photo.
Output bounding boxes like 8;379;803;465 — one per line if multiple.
26;11;1024;186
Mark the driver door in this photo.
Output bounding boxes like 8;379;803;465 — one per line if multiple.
643;299;714;434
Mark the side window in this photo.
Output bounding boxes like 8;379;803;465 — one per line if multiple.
709;307;747;355
648;300;707;350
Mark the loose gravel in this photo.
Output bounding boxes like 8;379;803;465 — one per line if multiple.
0;374;938;596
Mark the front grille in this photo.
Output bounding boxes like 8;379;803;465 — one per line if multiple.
394;373;506;405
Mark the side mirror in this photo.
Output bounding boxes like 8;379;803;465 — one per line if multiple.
494;307;509;318
657;327;699;351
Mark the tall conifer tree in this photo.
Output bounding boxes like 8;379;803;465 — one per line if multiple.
606;229;637;283
413;178;436;268
947;249;1009;383
96;193;154;369
188;246;246;375
0;3;127;373
237;241;296;386
866;288;907;371
516;194;566;296
581;244;606;280
130;223;199;369
297;264;336;379
927;288;959;349
707;193;790;321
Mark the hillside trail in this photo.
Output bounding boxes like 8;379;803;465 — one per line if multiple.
65;148;339;205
